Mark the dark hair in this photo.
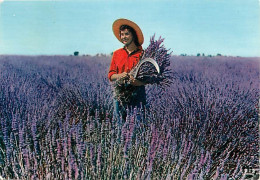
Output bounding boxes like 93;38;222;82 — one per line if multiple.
120;25;140;46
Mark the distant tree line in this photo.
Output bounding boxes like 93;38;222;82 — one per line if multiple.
72;51;111;57
180;53;224;57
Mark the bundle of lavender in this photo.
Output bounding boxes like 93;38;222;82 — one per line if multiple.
114;34;173;104
113;75;137;104
130;34;173;86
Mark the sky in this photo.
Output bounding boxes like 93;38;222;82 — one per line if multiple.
0;0;259;57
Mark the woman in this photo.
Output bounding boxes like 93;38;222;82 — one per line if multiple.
108;18;146;120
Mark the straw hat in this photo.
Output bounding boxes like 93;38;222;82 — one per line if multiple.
112;18;144;45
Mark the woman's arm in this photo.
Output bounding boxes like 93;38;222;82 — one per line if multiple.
129;75;146;86
110;72;129;81
111;73;145;86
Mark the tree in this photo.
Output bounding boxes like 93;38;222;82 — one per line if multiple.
74;51;79;56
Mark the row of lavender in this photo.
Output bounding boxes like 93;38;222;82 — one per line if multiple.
0;55;259;179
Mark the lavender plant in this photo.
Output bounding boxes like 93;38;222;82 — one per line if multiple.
0;55;259;179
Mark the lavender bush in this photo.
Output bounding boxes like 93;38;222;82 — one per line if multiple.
0;54;259;179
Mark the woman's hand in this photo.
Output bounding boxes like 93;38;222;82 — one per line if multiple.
110;72;129;81
111;73;145;86
129;75;146;86
119;72;129;79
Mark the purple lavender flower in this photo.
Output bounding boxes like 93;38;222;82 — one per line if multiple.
0;52;258;179
56;139;62;161
97;144;102;173
131;34;173;86
31;118;40;155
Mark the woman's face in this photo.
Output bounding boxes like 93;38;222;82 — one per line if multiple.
120;29;134;46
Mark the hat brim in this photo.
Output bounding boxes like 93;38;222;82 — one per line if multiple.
112;18;144;45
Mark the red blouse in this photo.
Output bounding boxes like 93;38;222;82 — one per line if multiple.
108;46;143;81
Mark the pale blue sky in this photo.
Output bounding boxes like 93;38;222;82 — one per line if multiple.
0;0;259;56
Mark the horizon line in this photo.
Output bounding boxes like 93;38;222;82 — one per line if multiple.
0;53;259;58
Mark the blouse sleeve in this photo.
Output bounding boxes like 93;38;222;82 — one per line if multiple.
108;52;117;81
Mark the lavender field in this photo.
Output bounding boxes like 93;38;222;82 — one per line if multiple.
0;55;259;179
